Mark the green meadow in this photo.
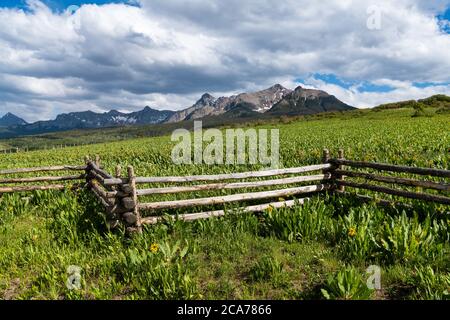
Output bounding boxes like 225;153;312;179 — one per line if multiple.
0;107;449;300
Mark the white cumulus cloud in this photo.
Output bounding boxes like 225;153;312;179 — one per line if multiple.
0;0;448;122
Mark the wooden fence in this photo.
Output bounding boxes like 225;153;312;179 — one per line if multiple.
87;156;333;232
330;149;450;206
0;149;449;233
0;165;87;194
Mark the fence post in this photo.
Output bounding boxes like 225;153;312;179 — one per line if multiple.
107;165;124;230
322;148;330;175
126;166;142;233
84;155;92;188
338;149;345;192
95;155;100;168
104;165;123;230
322;148;330;165
322;148;332;192
115;165;122;179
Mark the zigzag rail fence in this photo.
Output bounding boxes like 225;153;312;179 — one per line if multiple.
0;149;449;233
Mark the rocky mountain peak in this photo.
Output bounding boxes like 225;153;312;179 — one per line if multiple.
232;84;292;112
0;112;28;126
106;110;122;116
292;86;329;98
166;84;295;122
201;93;215;99
196;93;216;106
268;86;354;116
269;84;286;91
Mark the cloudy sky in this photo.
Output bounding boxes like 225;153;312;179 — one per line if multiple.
0;0;449;122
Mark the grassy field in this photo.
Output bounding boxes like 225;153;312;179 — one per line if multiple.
0;107;449;300
2;96;447;151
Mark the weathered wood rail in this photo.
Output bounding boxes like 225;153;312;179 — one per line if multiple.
0;165;86;194
329;149;450;206
1;149;449;233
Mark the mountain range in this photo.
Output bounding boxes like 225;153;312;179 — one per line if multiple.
0;84;354;138
166;84;294;122
7;107;175;136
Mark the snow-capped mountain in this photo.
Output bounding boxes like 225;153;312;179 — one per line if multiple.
165;84;292;123
8;106;174;135
1;84;355;138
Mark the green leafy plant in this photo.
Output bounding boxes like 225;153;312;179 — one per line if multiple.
260;199;334;242
374;212;436;264
321;267;375;300
120;240;198;299
248;255;283;282
335;207;378;261
409;266;450;300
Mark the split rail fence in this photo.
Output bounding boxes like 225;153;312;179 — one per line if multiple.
0;165;86;193
0;149;449;232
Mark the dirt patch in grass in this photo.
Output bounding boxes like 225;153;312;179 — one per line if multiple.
2;278;21;300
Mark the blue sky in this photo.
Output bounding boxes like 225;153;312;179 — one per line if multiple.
0;0;449;121
298;74;396;93
1;0;137;10
437;7;450;32
298;74;450;94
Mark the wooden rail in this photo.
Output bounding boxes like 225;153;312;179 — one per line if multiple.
138;184;329;211
0;174;85;184
136;174;330;196
102;163;332;185
330;151;450;206
0;184;81;193
336;191;413;209
0;165;87;175
337;180;450;205
330;159;450;178
0;163;87;194
140;198;308;225
333;169;449;191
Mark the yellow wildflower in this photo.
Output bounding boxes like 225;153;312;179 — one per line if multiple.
348;227;357;237
150;243;159;253
266;205;273;213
